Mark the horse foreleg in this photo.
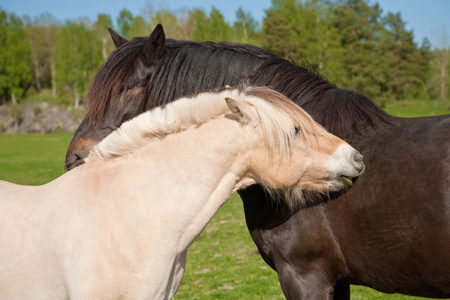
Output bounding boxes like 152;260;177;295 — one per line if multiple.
333;282;350;300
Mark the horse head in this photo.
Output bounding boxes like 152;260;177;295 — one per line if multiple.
65;25;166;171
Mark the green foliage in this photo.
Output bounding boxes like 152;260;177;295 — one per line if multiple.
24;88;72;107
1;1;450;106
378;12;431;100
232;8;260;44
33;105;42;115
0;10;32;103
93;14;115;60
10;103;22;119
23;13;60;94
150;9;187;39
54;20;103;107
190;8;233;42
261;8;292;57
331;0;385;96
262;0;345;83
116;9;134;39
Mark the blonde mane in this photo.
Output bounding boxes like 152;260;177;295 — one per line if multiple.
88;86;328;162
244;87;330;156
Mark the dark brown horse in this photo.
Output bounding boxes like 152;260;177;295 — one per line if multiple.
65;25;450;299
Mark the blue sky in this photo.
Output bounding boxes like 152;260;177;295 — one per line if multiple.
2;0;449;48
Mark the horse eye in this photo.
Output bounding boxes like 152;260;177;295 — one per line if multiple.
118;84;129;95
294;125;300;137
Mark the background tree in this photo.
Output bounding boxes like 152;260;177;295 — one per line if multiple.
433;27;450;100
24;13;59;95
0;10;31;104
379;12;430;100
0;2;446;104
93;14;114;60
409;37;432;100
209;7;233;42
233;7;260;44
260;5;294;58
54;20;102;108
144;5;189;39
262;0;307;59
296;0;345;84
331;0;385;99
116;9;134;39
128;15;149;37
189;8;232;42
261;0;345;85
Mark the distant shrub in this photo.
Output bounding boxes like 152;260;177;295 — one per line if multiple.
10;104;22;119
24;89;73;108
33;106;43;115
26;86;38;98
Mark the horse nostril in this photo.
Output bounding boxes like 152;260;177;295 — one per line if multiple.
65;151;86;172
353;152;365;173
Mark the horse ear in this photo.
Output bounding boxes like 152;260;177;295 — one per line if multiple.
141;24;166;66
225;97;253;123
108;28;128;48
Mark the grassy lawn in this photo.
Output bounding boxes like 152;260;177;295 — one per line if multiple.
0;133;72;185
383;99;450;117
0;100;448;299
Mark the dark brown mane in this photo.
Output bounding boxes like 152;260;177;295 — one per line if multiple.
85;37;149;127
246;59;391;140
85;36;390;139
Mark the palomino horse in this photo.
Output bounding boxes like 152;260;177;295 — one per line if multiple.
65;25;450;299
0;86;364;300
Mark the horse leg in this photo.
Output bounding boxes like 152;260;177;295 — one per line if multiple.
275;261;336;300
167;250;187;298
333;283;350;300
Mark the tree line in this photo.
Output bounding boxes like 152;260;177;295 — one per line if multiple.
1;0;449;108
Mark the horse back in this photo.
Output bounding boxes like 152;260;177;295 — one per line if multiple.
327;114;450;296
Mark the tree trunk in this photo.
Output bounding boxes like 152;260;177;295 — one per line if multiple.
51;58;57;97
33;54;42;92
11;91;17;105
74;88;80;109
13;119;19;133
440;63;446;101
241;19;248;41
102;36;108;60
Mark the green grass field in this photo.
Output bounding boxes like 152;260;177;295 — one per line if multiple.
383;100;450;117
0;101;448;299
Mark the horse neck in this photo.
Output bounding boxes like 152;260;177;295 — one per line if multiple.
140;114;255;185
105;115;257;250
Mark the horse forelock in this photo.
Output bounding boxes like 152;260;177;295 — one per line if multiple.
85;37;148;128
243;86;330;156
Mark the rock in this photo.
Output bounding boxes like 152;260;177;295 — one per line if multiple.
0;102;82;134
